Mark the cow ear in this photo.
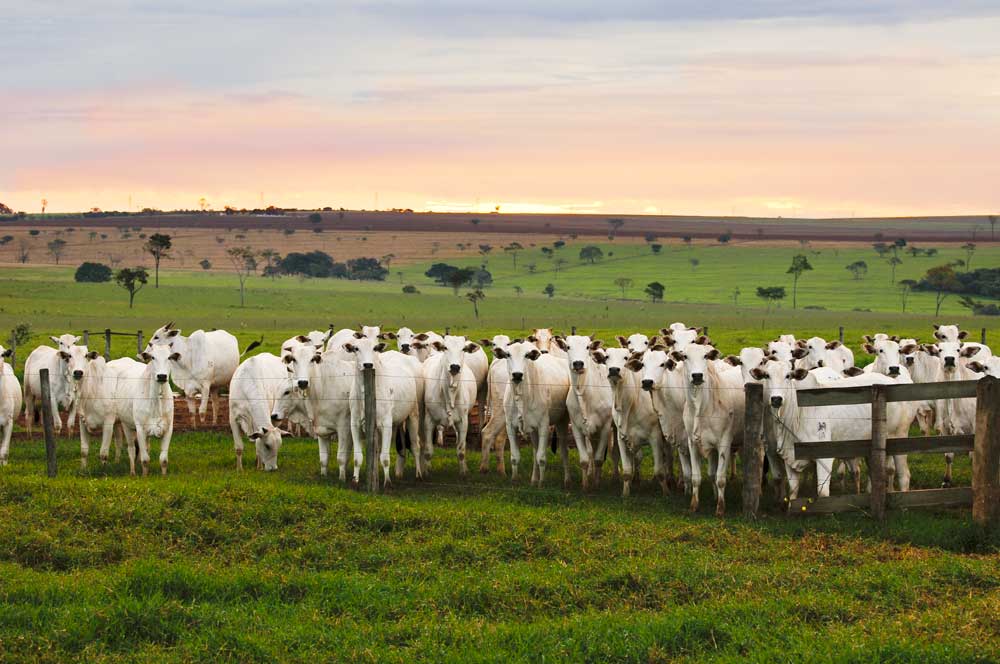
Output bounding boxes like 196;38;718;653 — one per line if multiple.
463;342;480;354
843;367;864;377
590;351;607;364
933;324;941;330
862;335;873;343
796;339;807;348
665;359;677;371
58;350;72;360
374;343;387;353
353;331;364;339
167;329;180;338
696;335;712;346
825;340;841;349
588;339;603;351
283;354;294;364
670;351;685;362
164;321;174;330
479;338;493;347
649;343;668;352
616;335;628;347
511;338;523;344
49;336;61;345
343;343;357;354
724;355;741;366
658;328;669;336
492;347;509;359
411;341;426;350
312;353;323;364
692;327;703;334
960;345;980;358
791;348;808;360
138;352;152;362
791;368;810;381
248;432;261;441
525;349;541;361
705;348;720;361
922;344;939;356
900;343;918;355
384;332;397;339
958;330;969;340
294;334;308;343
414;333;429;341
85;351;99;360
749;367;767;381
168;352;181;361
967;361;986;373
431;341;446;352
1;349;12;358
862;343;875;354
526;335;537;343
889;335;900;342
625;359;644;372
555;337;569;351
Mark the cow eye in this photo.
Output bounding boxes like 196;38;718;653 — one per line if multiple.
660;362;667;368
283;389;291;396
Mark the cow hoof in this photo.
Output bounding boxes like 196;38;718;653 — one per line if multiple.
715;505;726;518
0;457;7;467
100;455;108;465
161;462;168;476
350;479;359;490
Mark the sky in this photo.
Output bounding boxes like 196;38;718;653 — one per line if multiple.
2;1;999;217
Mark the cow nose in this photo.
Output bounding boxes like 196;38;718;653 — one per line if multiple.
511;372;523;383
817;359;825;367
297;379;309;389
73;370;83;379
905;356;914;366
944;357;956;367
641;378;653;391
449;364;461;375
363;362;374;370
270;413;280;422
770;396;783;408
156;374;168;383
572;360;584;371
401;344;410;353
888;366;900;376
691;373;704;385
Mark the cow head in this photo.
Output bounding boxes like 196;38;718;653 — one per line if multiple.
147;323;182;350
933;324;966;342
50;334;81;352
556;335;602;375
736;347;767;385
387;326;414;354
749;358;810;412
58;345;90;382
865;338;906;378
670;343;722;387
968;356;1000;378
592;347;638;385
248;425;291;472
492;341;540;383
342;336;387;370
138;344;177;384
432;335;479;376
282;341;323;391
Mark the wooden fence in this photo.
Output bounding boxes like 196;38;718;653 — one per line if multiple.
742;376;1000;526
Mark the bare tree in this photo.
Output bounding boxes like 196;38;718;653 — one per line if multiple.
466;288;485;319
16;239;30;264
260;248;281;279
613;277;633;299
962;243;976;271
143;233;172;287
46;239;67;264
503;242;524;270
887;256;902;284
227;246;259;307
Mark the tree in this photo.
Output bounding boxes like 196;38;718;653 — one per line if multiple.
682;236;692;248
513;285;523;296
346;257;389;281
0;235;12;246
644;281;664;302
503;242;523;270
143;233;172;288
554;257;569;275
717;231;732;244
962;243;976;272
606;218;625;235
308;212;322;223
872;242;891;258
227;247;259;307
650;243;662;254
541;247;554;259
553;240;566;250
924;265;959;316
543;283;556;298
446;268;476;294
74;262;112;283
0;202;11;215
888;256;902;284
846;260;868;280
579;245;604;264
689;257;700;271
478;244;492;256
380;253;396;270
466;289;485;319
731;286;741;307
786;254;813;309
115;267;149;308
260;249;281;279
402;284;419;294
199;259;212;270
756;286;786;313
613;277;633;299
898;279;917;313
46;239;67;264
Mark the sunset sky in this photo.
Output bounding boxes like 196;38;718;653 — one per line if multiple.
3;1;999;217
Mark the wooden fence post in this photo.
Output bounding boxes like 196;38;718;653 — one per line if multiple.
104;329;112;361
869;384;888;522
445;326;450;336
973;376;1000;526
839;326;845;343
82;329;90;347
39;368;58;478
137;330;144;355
982;328;988;345
742;382;766;518
363;366;379;493
570;326;576;335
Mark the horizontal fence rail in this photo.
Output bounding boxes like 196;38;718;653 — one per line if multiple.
797;380;979;407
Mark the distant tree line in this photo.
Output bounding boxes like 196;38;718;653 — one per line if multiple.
279;251;388;281
913;267;1000;299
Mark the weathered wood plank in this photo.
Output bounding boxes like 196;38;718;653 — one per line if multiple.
742;383;766;519
794;434;975;460
797;380;979;407
973;376;1000;526
790;487;973;515
789;493;870;515
869;384;888;522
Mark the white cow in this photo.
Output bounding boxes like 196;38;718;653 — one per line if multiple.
282;331;327;351
556;335;614;489
924;342;980;487
421;336;480;475
325;328;360;354
478;335;515;475
344;336;423;484
74;351;121;469
492;341;571;486
145;322;256;426
616;333;651;354
798;337;855;372
273;343;356;481
0;346;23;466
899;338;943;435
23;343;89;435
595;347;669;496
969;356;1000;378
51;334;82;351
111;345;176;476
932;324;966;343
385;328;444;363
228;353;292;472
528;328;567;358
667;343;745;516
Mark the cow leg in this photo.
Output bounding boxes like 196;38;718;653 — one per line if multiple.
125;427;137;476
617;432;634;497
79;419;91;470
687;439;702;512
50;394;63;435
714;446;730;517
350;417;364;489
317;434;330;477
506;419;521;482
379;424;393;486
610;434;621;483
943;452;954;488
650;435;669;496
159;425;173;476
632;447;643;489
674;432;692;495
529;429;542;487
568;422;592;491
456;416;470;476
785;462;802;502
65;401;77;435
24;391;34;437
478;415;495;473
335;417;352;483
229;416;244;471
0;423;11;466
198;383;211;421
134;426;150;477
435;424;444;448
848;458;862;495
893;454;911;492
422;416;437;480
394;426;406;480
766;447;786;501
188;397;200;428
816;458;834;498
556;425;571;490
593;425;612;485
210;388;219;424
415;413;432;477
98;419;115;466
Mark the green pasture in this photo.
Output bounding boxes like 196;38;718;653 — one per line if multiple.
0;432;997;663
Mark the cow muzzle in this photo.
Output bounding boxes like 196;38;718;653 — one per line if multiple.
770;396;783;408
944;357;956;368
400;344;410;354
297;379;309;389
72;370;84;379
572;360;585;372
156;374;168;383
511;372;523;383
449;364;461;375
816;359;825;367
691;373;704;386
270;413;280;422
641;378;653;391
363;362;374;370
888;366;900;377
905;356;915;366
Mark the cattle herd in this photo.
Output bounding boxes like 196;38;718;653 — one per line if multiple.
0;322;997;516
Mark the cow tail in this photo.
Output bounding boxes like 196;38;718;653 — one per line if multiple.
549;428;558;454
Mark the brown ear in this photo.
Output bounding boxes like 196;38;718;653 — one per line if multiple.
431;341;446;352
85;351;100;360
168;352;181;361
958;330;969;340
167;329;180;338
967;361;986;373
922;344;939;356
296;334;309;343
899;343;918;355
493;347;510;359
933;324;941;330
724;355;741;366
843;367;864;377
411;342;426;350
311;353;323;364
960;345;980;358
670;351;685;362
525;349;541;361
796;339;807;348
791;348;808;360
374;343;387;353
862;343;875;355
414;333;429;341
384;331;397;339
555;337;569;351
590;350;607;364
343;343;357;354
164;321;174;330
283;354;294;364
588;339;603;351
625;358;644;372
889;335;900;342
526;335;538;343
649;343;668;352
479;338;493;347
463;342;480;354
862;335;874;343
695;335;711;345
825;340;842;349
665;359;677;371
138;352;152;362
248;432;261;441
353;331;364;339
616;335;628;347
791;368;809;380
511;338;523;344
750;367;767;381
705;348;720;361
58;350;71;360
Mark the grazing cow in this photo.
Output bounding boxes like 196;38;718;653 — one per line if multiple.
478;335;515;475
422;336;480;475
0;347;22;466
924;342;980;487
797;337;855;372
272;343;356;481
555;335;614;489
386;328;444;363
74;350;121;469
145;322;257;426
325;328;360;354
594;347;669;496
343;336;423;484
492;341;571;486
23;342;89;435
616;333;651;354
667;343;745;516
111;345;177;476
228;353;292;472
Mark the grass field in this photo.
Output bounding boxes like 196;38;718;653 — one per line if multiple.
1;432;998;663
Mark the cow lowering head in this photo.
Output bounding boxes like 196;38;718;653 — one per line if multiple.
139;344;179;384
248;425;291;472
146;322;182;350
342;335;387;371
750;358;810;412
556;335;603;375
431;335;479;376
492;341;541;384
282;341;323;391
